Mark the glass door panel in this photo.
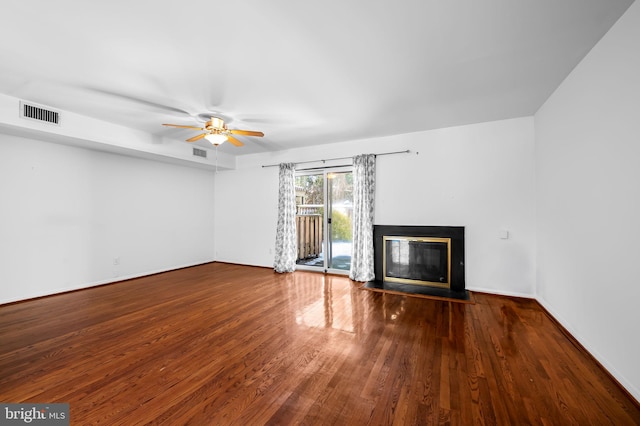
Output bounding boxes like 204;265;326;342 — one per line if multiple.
295;173;324;268
327;171;353;271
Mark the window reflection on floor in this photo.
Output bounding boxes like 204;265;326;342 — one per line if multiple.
282;273;356;333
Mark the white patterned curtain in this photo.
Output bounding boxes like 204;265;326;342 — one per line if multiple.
274;163;297;273
349;154;376;282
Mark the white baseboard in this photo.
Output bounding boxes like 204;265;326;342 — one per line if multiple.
466;286;535;299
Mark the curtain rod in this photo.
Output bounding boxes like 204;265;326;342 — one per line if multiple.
261;149;412;168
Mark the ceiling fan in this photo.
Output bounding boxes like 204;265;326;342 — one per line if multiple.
162;116;264;147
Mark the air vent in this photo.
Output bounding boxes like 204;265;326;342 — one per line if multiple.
19;101;60;125
192;147;207;158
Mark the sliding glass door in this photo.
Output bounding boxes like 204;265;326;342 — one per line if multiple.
295;168;353;273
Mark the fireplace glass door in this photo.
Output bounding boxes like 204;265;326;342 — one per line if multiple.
383;236;451;288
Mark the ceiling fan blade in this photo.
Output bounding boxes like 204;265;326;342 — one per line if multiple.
186;133;207;142
86;87;192;115
228;129;264;137
163;123;204;130
226;135;244;147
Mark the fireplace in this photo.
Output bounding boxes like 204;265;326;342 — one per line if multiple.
369;225;467;298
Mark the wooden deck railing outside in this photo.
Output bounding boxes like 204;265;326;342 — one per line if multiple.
296;205;323;261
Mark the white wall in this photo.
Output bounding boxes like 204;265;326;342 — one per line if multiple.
535;1;640;401
215;116;536;297
214;165;280;267
0;134;216;304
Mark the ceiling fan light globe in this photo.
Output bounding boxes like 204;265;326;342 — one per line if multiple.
205;133;228;145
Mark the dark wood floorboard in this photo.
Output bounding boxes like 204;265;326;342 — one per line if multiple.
0;262;638;425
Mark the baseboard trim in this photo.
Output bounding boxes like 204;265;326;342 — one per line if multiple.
214;261;273;270
465;286;534;299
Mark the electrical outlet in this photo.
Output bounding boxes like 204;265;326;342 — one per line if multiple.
113;257;120;265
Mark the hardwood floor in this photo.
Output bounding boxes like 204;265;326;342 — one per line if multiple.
0;262;638;425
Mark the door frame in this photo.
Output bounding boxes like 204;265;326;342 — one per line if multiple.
295;166;353;275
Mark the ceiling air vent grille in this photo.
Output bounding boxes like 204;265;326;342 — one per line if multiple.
192;147;207;158
19;101;60;125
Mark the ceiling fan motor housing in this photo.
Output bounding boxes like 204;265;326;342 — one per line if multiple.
206;117;227;133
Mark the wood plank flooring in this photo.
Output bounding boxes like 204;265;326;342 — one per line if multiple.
0;262;638;425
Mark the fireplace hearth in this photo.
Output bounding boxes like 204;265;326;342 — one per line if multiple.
364;225;470;301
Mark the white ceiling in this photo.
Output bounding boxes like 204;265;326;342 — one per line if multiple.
0;0;634;155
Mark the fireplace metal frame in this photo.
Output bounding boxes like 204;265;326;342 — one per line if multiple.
382;236;452;289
